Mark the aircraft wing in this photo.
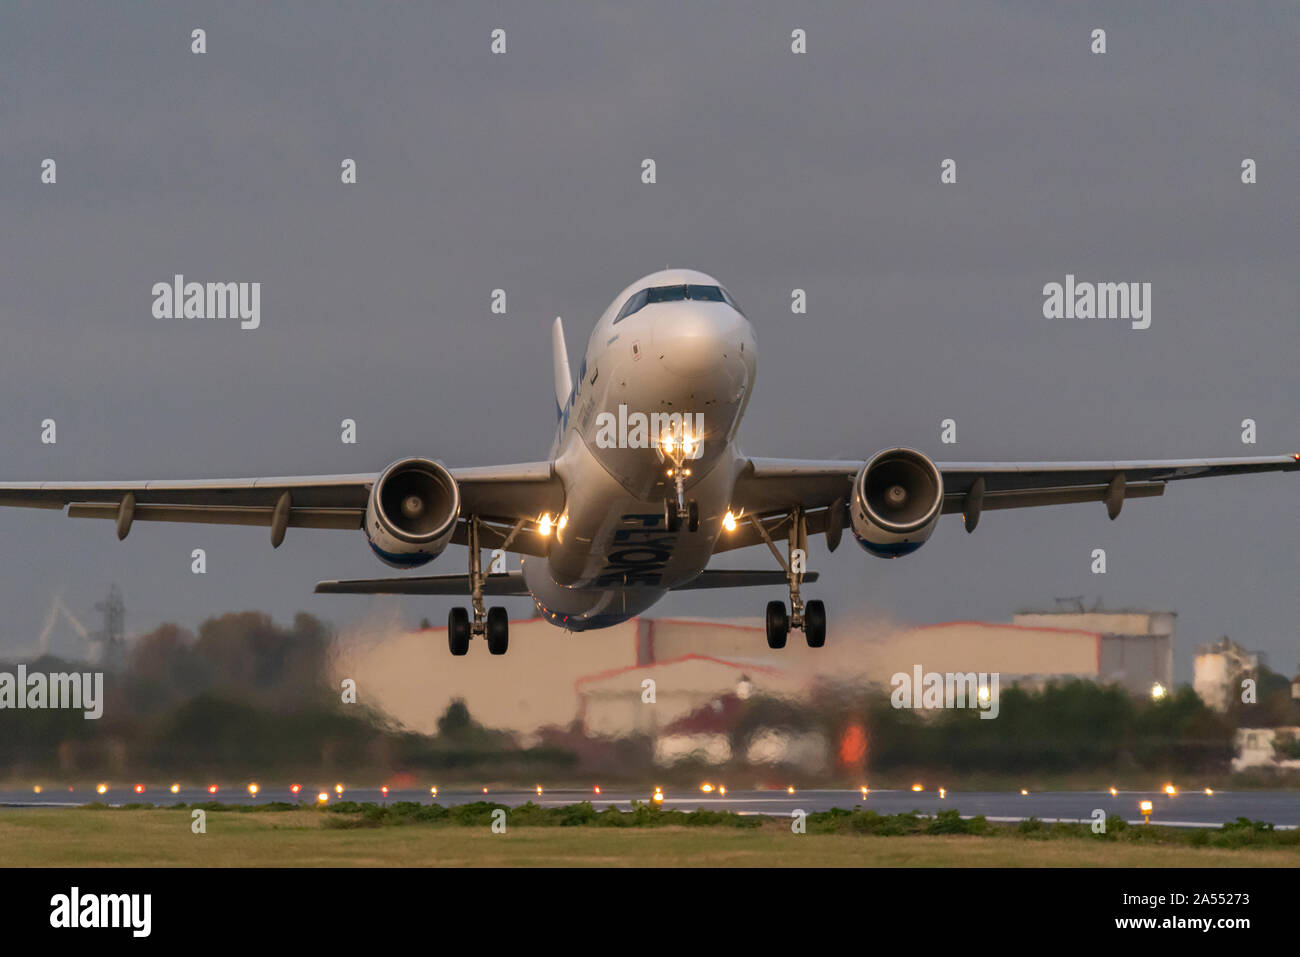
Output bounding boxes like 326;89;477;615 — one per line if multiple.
314;567;818;595
0;461;564;556
718;453;1300;553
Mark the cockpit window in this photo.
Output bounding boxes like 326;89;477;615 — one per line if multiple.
614;289;648;323
686;284;726;303
614;284;741;323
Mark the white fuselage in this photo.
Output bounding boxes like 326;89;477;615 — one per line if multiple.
523;269;757;629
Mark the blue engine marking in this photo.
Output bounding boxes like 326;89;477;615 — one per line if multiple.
852;531;924;558
367;538;436;568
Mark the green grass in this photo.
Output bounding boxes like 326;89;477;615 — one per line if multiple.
0;804;1298;866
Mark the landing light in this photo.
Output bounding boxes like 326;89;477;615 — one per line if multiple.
538;514;553;536
723;510;737;532
557;514;567;531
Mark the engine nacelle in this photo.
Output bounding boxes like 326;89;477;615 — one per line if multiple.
850;448;944;558
364;458;460;567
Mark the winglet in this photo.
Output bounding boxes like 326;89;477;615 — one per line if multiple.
552;316;573;419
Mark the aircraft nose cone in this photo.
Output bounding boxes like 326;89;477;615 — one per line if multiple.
656;308;741;377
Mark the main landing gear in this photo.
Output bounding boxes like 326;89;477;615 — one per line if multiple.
448;515;511;656
750;507;826;650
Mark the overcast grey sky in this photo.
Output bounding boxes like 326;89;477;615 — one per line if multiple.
1;1;1296;681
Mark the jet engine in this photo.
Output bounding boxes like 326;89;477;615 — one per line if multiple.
364;458;460;567
850;448;944;558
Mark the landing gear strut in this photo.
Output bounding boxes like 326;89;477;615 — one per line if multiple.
750;508;826;649
661;424;700;533
447;515;510;656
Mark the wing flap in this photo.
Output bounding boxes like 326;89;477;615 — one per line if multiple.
938;455;1300;495
939;481;1164;514
67;503;364;530
0;474;373;509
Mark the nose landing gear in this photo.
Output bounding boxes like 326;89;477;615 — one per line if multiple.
664;497;701;533
661;425;701;533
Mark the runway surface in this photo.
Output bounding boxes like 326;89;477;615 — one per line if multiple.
3;785;1297;828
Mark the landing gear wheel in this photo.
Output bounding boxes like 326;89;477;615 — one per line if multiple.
765;600;789;649
448;607;470;656
687;499;700;532
665;499;681;532
486;606;509;655
804;599;826;648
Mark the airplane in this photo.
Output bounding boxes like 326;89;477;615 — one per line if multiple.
2;267;1297;656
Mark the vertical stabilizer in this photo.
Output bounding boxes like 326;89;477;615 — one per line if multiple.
552;316;573;419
